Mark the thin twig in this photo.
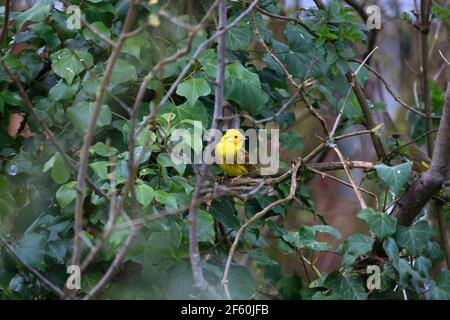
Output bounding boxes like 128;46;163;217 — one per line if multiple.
72;0;139;276
333;148;367;209
349;59;441;120
0;233;65;299
221;160;302;299
309;168;378;208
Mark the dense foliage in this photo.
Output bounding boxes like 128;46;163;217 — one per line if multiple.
0;0;449;300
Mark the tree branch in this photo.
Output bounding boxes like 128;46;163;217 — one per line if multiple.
188;0;228;299
392;71;450;225
221;160;302;299
71;0;139;277
0;233;65;299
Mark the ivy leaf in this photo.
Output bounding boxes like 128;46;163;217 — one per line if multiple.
225;63;269;114
395;221;435;256
414;256;432;278
16;1;52;31
159;101;209;128
51;49;94;84
280;132;304;151
312;225;341;240
123;34;147;59
110;59;137;84
157;153;186;176
197;49;217;77
228;266;256;299
226;20;251;51
383;237;400;269
48;79;80;101
323;271;368;300
89;142;118;157
154;190;178;209
82;21;111;41
66;102;112;134
357;208;397;239
341;233;374;267
89;161;109;181
135;183;155;208
374;162;413;195
197;210;215;243
16;233;46;270
428;270;450;300
50;152;71;184
176;77;211;106
56;181;77;208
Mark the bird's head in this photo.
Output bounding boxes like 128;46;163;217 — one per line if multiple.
222;129;245;148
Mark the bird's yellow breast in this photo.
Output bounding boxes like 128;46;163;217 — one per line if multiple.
215;140;248;176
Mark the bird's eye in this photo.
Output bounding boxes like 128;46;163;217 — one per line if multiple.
234;135;238;139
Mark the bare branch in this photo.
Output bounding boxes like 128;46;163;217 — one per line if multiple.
72;0;139;275
0;233;65;299
392;71;450;225
221;160;302;299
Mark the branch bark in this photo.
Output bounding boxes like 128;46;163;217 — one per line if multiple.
392;71;450;226
188;0;227;299
0;233;65;299
420;0;433;157
71;0;139;272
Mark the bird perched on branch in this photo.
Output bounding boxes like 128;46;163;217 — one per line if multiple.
215;129;257;177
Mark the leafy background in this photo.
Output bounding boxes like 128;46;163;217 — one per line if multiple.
0;0;449;300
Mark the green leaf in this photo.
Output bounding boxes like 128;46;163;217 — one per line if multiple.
16;1;52;31
16;233;46;270
51;49;94;84
226;20;251;51
0;176;15;216
357;208;397;239
56;181;77;208
82;21;111;41
89;161;109;181
383;237;399;269
197;210;215;243
429;270;450;300
110;59;137;84
225;63;268;114
90;142;118;157
158;101;209;128
66;102;112;134
228;266;256;299
414;256;432;278
123;34;147;59
312;225;341;240
50;152;71;184
48;79;80;101
135;183;155;207
154;190;178;208
341;233;374;266
395;221;435;256
323;272;368;300
280;132;304;151
157;153;186;176
176;77;211;106
198;49;217;77
282;225;335;251
374;162;413;195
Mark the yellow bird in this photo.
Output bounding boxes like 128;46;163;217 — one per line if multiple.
215;129;254;177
